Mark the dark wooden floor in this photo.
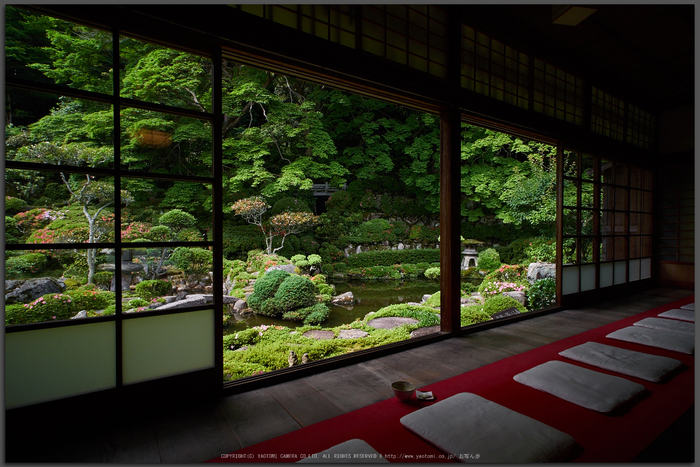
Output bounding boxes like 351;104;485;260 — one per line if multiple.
4;287;693;463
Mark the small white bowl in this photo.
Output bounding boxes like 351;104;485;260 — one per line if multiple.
391;381;416;402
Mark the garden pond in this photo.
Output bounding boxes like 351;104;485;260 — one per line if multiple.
223;279;440;334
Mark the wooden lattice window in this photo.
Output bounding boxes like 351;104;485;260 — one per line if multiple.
533;59;584;125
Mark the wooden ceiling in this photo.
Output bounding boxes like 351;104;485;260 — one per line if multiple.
459;4;694;113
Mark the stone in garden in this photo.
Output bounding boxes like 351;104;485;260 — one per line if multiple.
527;262;556;284
338;329;369;339
331;291;354;305
460;297;475;305
367;317;419;329
222;295;237;305
267;264;296;274
233;299;248;312
71;310;88;319
303;330;336;340
397;243;405;250
176;292;188;300
164;296;178;304
502;291;526;305
156;294;209;310
355;245;362;254
4;277;65;304
301;353;310;364
491;307;521;320
410;325;440;338
421;294;432;303
235;346;248;352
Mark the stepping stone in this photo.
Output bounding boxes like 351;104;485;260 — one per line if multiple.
338;329;369;339
410;325;441;338
303;330;336;340
367;317;419;329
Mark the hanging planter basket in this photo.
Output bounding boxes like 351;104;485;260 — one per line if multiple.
135;129;172;148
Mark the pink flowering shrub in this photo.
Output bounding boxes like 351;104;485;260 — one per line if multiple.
479;280;526;299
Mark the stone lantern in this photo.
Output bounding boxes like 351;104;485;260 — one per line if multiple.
460;239;483;270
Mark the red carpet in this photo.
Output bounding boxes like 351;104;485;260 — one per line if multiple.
210;296;694;463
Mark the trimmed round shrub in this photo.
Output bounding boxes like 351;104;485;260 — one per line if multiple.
247;269;290;311
67;285;114;310
424;267;440;280
307;254;322;267
482;295;527;316
135;279;172;300
460;305;491;326
169;247;212;275
158;209;196;231
325;190;353;213
274;274;317;311
527;278;556;310
477;248;501;271
5;253;49;276
5;196;28;214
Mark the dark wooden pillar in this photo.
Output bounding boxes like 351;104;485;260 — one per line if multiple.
440;106;462;334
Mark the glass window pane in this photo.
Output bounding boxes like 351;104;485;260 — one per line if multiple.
629;189;642;212
121;178;212;242
563;150;578;177
6;93;114;169
120;37;212;113
581;154;595;181
600;237;614;261
563;208;578;235
7;10;113;95
5;248;116;325
580;237;594;263
629;212;640;234
615;187;628;210
580;209;594;236
614;237;628;260
643;169;653;190
601;185;614;210
563;237;577;264
563;179;578;207
642;191;653;213
641;214;653;234
580;182;594;208
614;212;628;234
614;163;628;186
629;235;641;258
5;169;114;245
601;211;614;236
120;108;212;177
629;166;642;188
600;159;614;184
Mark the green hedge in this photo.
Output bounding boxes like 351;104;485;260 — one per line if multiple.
135;279;172;300
345;248;440;268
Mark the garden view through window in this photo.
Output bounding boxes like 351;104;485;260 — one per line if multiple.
7;7;567;383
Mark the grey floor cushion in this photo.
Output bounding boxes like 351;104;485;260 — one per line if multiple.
680;303;694;311
607;326;695;355
399;392;576;463
658;308;695;322
297;439;389;463
513;360;646;413
559;341;683;382
633;317;694;335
